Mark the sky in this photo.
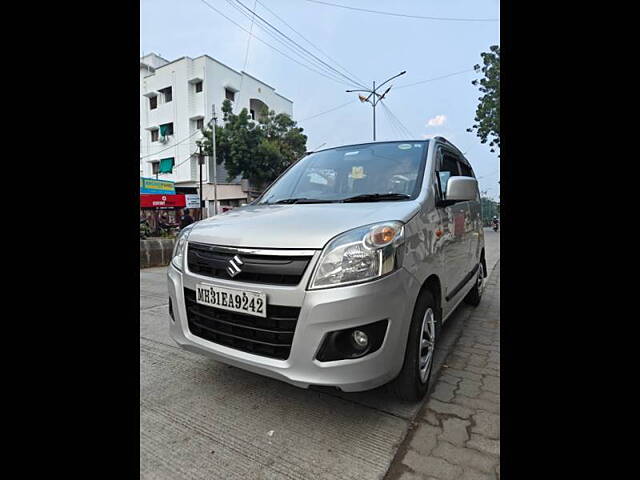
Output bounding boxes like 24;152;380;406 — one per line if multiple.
141;0;500;200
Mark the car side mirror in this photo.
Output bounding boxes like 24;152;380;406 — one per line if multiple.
438;176;478;206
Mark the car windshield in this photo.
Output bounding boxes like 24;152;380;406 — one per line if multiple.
257;141;429;204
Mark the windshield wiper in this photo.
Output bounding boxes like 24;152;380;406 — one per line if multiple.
272;197;335;204
340;193;411;203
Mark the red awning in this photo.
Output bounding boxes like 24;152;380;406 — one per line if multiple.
140;194;186;208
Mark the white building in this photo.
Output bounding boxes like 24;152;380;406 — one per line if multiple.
139;53;293;214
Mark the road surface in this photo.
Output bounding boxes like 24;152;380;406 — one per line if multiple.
140;228;499;479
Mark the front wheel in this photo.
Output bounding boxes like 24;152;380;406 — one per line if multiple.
390;290;439;401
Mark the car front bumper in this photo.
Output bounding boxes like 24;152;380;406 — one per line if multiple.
167;261;420;392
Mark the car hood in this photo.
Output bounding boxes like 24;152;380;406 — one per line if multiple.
188;202;420;249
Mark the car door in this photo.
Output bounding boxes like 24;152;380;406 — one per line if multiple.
434;147;471;310
458;158;482;274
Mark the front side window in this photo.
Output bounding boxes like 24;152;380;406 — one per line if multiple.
149;95;157;110
194;81;203;93
151;129;159;142
436;150;462;199
459;161;474;177
225;88;235;102
257;141;429;204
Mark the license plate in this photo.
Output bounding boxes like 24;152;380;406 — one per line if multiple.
195;283;267;318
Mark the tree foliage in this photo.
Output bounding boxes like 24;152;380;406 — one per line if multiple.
198;99;307;190
480;196;500;226
468;45;500;154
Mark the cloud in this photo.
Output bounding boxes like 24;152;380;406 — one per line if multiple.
426;114;446;127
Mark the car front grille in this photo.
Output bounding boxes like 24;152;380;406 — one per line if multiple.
184;288;300;360
187;242;312;286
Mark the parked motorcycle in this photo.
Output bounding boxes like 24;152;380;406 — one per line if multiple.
492;222;499;232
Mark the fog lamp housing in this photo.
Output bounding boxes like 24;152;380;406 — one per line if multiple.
316;319;388;362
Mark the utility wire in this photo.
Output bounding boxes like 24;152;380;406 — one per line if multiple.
380;102;414;138
231;0;366;88
395;69;476;90
222;0;360;87
380;103;404;139
198;0;354;87
224;0;350;85
235;0;258;112
380;103;407;138
139;129;203;159
300;0;499;22
241;0;257;72
254;0;366;87
299;99;357;121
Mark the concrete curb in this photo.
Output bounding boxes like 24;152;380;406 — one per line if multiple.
140;238;175;268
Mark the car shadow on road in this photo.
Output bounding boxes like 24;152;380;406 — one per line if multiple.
204;301;473;420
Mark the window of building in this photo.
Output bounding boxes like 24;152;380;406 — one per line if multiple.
250;109;256;120
196;118;204;130
151;161;160;176
159;86;172;103
159;157;175;174
149;95;157;110
159;122;174;136
151;129;159;142
194;81;203;93
225;88;235;102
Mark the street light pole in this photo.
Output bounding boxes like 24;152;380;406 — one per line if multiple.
372;80;376;141
198;143;205;219
208;105;219;216
346;71;406;141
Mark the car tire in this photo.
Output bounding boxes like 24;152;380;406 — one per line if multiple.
464;262;485;307
390;289;440;402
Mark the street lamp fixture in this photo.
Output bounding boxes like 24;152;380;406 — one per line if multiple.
346;71;406;141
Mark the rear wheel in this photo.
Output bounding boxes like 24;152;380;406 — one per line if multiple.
390;290;439;401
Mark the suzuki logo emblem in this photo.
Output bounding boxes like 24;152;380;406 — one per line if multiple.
226;255;244;278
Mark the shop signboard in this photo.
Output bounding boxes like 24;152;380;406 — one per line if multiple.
140;177;176;195
185;194;201;209
140;194;186;208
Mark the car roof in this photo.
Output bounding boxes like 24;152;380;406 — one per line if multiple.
310;138;468;162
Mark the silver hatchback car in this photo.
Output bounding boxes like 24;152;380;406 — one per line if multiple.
167;138;485;400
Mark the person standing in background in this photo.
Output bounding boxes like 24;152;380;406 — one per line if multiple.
180;208;194;230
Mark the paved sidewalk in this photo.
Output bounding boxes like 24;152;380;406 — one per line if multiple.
387;262;500;480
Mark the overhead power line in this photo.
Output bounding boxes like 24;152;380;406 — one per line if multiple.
299;100;357;122
380;102;414;139
395;69;476;90
139;129;203;160
231;0;366;88
254;0;366;87
379;103;405;139
198;0;355;87
223;0;353;86
235;0;258;112
300;0;499;22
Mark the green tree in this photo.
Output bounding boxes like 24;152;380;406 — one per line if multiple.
198;99;307;190
468;45;500;155
480;196;499;225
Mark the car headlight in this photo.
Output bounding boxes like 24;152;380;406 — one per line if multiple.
309;221;405;289
171;225;195;271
